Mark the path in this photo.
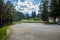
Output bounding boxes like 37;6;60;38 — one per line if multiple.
7;23;60;40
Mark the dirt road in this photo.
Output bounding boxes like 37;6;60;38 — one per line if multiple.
7;23;60;40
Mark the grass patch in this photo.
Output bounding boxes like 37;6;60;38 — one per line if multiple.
0;25;10;40
21;19;42;23
0;23;16;40
44;22;57;24
0;21;22;40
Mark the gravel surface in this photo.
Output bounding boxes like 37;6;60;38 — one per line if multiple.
7;23;60;40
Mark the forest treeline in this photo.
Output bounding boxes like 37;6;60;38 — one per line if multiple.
0;0;16;27
0;0;60;27
39;0;60;23
0;0;38;27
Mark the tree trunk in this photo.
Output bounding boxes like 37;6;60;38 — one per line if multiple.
53;17;56;23
0;16;2;27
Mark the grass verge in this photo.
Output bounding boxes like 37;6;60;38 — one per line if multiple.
0;21;22;40
44;22;57;25
0;25;10;40
0;23;15;40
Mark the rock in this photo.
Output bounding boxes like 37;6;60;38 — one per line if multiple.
57;19;60;25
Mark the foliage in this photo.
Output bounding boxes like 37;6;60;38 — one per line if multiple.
49;0;60;22
36;14;41;18
44;22;57;24
40;0;49;22
0;0;4;27
0;0;16;27
31;11;36;20
25;13;30;20
16;11;25;21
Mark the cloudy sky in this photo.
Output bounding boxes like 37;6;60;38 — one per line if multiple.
4;0;41;14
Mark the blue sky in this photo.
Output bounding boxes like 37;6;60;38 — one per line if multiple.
4;0;40;4
4;0;41;14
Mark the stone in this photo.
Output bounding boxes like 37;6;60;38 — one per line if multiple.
57;19;60;25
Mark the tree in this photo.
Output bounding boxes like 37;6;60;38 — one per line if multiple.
16;11;25;21
0;0;16;27
5;1;14;24
31;11;36;18
50;0;60;22
40;0;49;22
37;13;41;18
0;0;4;27
50;0;57;22
25;13;30;20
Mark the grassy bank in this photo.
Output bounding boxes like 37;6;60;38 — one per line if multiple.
0;23;16;40
0;21;22;40
0;25;10;40
44;22;57;25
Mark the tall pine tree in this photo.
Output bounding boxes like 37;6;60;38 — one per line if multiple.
0;0;4;27
50;0;60;22
41;0;49;22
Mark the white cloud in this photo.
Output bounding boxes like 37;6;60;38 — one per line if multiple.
15;0;40;14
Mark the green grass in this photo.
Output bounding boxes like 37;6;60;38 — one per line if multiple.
0;21;22;40
0;23;16;40
44;22;57;25
0;25;10;40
